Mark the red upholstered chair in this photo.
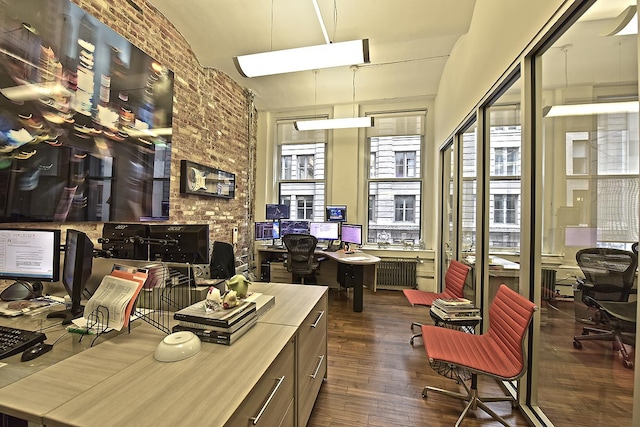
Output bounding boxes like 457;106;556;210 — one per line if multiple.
403;259;470;344
421;284;537;427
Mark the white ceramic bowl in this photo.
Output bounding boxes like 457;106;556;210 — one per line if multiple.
154;331;201;362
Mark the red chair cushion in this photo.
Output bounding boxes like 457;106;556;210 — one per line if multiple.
422;284;537;380
403;260;470;307
403;289;455;307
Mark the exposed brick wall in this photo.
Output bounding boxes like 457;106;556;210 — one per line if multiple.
6;0;256;259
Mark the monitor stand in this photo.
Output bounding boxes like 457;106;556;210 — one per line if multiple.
47;304;84;325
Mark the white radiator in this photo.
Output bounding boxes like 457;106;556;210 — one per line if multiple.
377;259;418;290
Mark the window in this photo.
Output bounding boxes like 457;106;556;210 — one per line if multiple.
297;155;314;179
367;113;424;244
297;196;314;219
494;194;518;224
276;121;326;221
395;151;416;177
281;155;292;179
488;102;522;250
368;195;376;222
395;195;415;222
565;113;640;245
370;153;377;177
494;147;518;176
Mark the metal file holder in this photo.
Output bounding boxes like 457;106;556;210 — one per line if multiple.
132;262;197;335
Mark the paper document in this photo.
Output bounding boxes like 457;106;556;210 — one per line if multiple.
83;274;145;331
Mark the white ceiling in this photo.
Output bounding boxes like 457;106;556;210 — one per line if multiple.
146;0;636;112
147;0;476;111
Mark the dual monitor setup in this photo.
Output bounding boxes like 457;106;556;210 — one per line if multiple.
0;224;210;324
256;204;362;248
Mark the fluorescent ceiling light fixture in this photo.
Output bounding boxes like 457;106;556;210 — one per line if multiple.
603;5;638;36
294;116;373;131
234;39;370;78
543;101;639;117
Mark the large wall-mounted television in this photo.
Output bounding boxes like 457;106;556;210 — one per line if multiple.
0;0;174;223
0;228;61;283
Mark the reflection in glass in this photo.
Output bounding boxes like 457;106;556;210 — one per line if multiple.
537;0;636;424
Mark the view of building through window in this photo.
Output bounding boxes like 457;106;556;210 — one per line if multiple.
277;122;326;221
367;113;424;245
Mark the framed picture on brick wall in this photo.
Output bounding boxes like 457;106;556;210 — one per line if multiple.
180;160;235;199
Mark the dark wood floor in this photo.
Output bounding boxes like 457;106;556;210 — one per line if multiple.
306;288;634;427
537;301;633;426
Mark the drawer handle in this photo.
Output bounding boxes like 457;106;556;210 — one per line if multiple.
311;310;325;328
310;354;325;379
250;376;285;425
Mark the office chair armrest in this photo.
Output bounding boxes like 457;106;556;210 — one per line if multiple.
582;295;601;309
576;278;593;290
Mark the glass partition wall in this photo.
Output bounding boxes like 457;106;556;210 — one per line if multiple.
438;141;454;286
439;1;637;424
536;1;637;424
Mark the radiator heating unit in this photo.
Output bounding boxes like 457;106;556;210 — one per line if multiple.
377;259;418;290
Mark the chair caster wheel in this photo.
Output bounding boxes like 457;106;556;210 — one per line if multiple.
623;360;634;369
573;340;582;349
410;338;414;345
422;390;428;398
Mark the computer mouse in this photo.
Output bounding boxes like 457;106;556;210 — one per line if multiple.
21;343;53;362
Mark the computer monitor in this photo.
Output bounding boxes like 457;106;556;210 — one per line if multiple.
341;223;363;245
100;223;150;260
266;204;290;220
47;229;94;324
280;220;311;236
255;221;280;240
0;228;61;284
148;224;210;264
325;205;347;222
310;222;340;241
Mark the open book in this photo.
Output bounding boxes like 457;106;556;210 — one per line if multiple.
76;269;147;332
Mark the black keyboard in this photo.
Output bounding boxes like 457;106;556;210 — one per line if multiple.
0;325;46;359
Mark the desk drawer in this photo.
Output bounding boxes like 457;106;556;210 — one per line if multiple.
269;263;292;283
296;294;327;426
297;295;327;363
225;339;294;427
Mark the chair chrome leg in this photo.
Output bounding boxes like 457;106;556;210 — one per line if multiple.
424;373;515;426
409;333;422;345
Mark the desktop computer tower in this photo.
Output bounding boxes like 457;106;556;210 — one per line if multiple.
260;261;271;282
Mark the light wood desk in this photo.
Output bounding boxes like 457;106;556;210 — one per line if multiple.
0;283;327;427
256;247;380;312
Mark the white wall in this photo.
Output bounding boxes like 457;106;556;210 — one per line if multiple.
434;0;566;143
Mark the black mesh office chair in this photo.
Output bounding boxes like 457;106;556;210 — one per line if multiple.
282;234;321;284
210;241;236;279
573;247;638;368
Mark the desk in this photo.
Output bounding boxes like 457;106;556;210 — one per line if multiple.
323;250;380;312
0;283;327;427
463;255;520;302
256;247;380;312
